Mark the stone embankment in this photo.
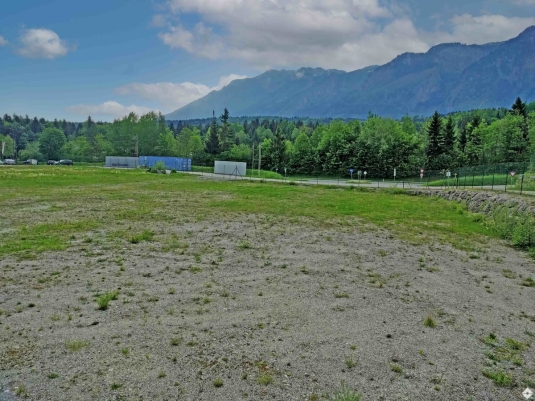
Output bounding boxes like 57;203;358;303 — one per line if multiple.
409;189;535;216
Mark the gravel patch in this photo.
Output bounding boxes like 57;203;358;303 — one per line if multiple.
0;216;534;400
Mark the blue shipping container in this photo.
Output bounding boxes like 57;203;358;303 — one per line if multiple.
139;156;192;171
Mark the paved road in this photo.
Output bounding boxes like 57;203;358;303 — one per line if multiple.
184;171;433;189
182;171;535;196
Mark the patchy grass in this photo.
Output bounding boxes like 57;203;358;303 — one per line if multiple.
0;167;503;259
66;340;90;352
129;230;154;244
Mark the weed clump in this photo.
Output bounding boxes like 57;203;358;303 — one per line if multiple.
424;314;437;328
326;383;361;401
129;230;154;244
66;340;90;352
97;290;119;310
482;370;514;387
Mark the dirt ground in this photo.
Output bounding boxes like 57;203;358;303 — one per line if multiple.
0;214;534;401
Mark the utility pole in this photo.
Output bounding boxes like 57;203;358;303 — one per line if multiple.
135;134;139;158
251;143;255;178
258;144;262;177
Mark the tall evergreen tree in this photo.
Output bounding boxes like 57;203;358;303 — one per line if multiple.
270;126;286;171
459;127;468;152
426;111;443;167
205;113;220;155
511;97;527;119
30;117;41;134
219;108;232;150
443;116;455;155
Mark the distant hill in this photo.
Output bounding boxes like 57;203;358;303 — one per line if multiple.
166;26;535;120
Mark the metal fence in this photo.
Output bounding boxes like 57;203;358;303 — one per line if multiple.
188;160;535;194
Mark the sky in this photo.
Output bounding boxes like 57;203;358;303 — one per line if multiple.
1;0;535;122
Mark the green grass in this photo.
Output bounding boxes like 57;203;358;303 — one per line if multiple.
424;314;437;328
129;230;154;244
428;174;515;187
482;370;514;387
97;290;119;310
0;166;504;259
66;340;90;352
326;383;362;401
257;374;274;385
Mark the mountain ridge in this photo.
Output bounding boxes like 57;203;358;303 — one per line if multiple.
166;26;535;120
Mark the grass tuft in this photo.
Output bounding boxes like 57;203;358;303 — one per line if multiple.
97;290;119;310
424;314;437;328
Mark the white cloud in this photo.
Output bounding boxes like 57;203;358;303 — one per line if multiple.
67;101;156;120
0;36;8;47
115;74;247;111
157;1;535;70
437;14;535;44
158;0;405;69
17;29;73;59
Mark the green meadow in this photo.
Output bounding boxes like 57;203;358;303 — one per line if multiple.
0;166;496;259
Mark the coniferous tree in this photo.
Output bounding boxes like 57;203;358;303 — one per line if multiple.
426;111;443;168
205;113;220;155
510;97;529;143
270;126;286;171
511;97;527;119
31;117;41;134
443;116;455;155
219;108;232;150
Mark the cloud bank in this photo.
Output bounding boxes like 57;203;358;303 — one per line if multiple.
156;0;535;70
67;101;156;120
67;75;247;120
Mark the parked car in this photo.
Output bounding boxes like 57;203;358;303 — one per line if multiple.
59;159;73;165
23;159;38;165
4;159;16;165
47;160;59;165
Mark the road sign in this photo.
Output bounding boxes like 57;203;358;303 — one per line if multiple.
393;168;396;177
420;169;424;174
446;171;451;178
523;388;533;400
349;169;354;174
511;171;517;177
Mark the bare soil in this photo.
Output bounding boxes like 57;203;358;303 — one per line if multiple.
1;215;534;401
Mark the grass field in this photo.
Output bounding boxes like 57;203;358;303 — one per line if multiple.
0;166;534;400
427;174;516;187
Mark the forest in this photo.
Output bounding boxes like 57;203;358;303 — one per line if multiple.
1;98;534;176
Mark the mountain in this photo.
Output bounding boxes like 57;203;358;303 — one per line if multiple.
166;26;535;120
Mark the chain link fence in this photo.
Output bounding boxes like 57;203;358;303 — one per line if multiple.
188;159;535;194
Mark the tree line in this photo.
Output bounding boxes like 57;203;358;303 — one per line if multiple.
1;98;534;175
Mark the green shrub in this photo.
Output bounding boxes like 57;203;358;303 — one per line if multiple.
153;161;166;171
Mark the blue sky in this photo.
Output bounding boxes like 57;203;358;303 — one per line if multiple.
1;0;534;121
